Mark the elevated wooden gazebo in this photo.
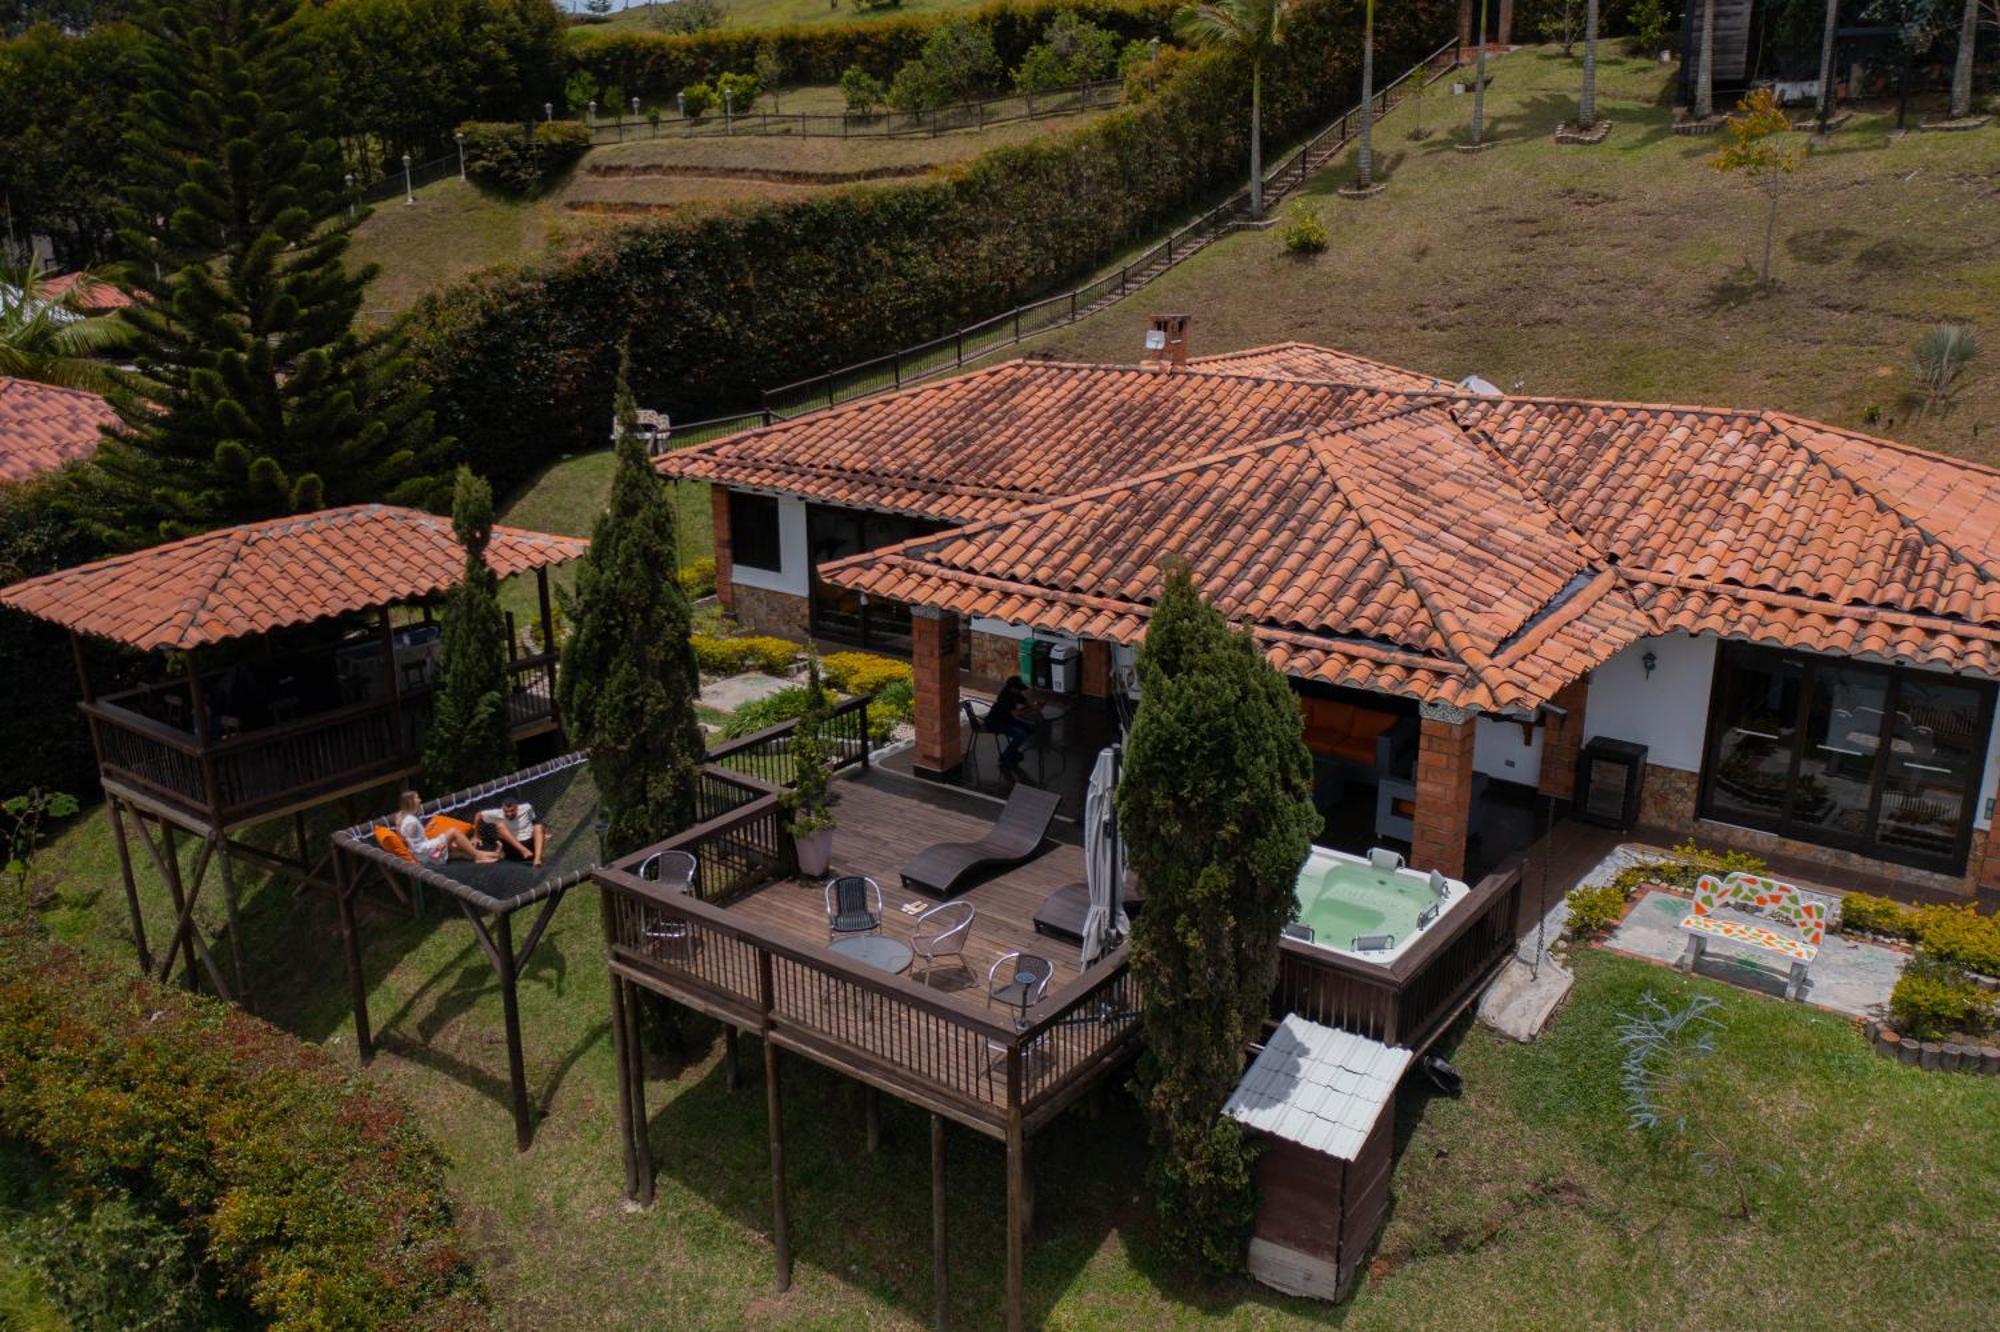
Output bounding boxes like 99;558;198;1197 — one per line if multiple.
0;504;587;1006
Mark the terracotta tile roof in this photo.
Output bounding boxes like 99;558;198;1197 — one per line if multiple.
0;377;116;483
0;504;587;651
1187;342;1442;391
38;272;134;312
655;359;1409;523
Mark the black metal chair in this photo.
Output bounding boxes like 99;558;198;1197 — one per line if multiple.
961;698;1000;783
825;875;883;940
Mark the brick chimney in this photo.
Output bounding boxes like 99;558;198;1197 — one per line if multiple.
1142;313;1190;368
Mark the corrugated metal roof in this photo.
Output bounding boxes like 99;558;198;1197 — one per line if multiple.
1222;1015;1412;1160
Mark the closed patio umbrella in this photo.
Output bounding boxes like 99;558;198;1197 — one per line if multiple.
1080;744;1128;967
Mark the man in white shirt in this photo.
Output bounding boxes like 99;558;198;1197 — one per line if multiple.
475;799;545;867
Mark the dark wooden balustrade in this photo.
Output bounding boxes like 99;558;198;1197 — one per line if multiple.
1273;866;1523;1053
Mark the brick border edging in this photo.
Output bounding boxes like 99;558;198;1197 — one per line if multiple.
1863;1017;2000;1074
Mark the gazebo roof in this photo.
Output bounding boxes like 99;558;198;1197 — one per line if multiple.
0;503;587;651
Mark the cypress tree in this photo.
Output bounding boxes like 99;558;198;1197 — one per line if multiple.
89;0;447;546
422;467;514;792
558;357;704;858
1118;560;1319;1270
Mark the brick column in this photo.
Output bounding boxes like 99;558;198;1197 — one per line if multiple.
1412;701;1478;879
710;485;735;616
1081;640;1112;699
1458;0;1473;49
1976;827;2000;892
911;607;962;779
1497;0;1514;45
1537;675;1591;802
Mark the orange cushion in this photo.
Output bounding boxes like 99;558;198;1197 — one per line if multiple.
373;826;415;861
425;815;474;840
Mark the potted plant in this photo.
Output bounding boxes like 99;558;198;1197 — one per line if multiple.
786;649;837;876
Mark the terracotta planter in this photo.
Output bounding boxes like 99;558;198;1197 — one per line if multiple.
796;827;834;878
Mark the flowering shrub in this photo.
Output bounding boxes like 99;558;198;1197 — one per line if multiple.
691;632;800;675
819;651;913;697
0;908;490;1330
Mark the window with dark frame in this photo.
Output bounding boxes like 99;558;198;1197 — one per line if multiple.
1698;642;1996;874
728;491;783;572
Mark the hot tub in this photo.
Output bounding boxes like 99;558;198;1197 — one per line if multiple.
1292;847;1468;965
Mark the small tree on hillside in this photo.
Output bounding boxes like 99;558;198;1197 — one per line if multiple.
1119;561;1318;1270
423;467;515;793
1710;89;1805;288
558;356;704;858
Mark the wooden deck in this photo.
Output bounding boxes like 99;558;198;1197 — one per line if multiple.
729;774;1092;1017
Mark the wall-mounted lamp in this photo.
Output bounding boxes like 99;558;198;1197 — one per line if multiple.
1642;650;1658;679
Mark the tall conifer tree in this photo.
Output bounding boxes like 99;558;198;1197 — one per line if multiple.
423;467;515;793
1119;561;1318;1270
558;356;704;858
90;0;445;545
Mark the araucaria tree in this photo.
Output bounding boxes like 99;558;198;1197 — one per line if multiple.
90;0;446;546
558;361;704;858
1710;89;1805;288
1175;0;1291;219
423;467;515;793
1119;562;1318;1270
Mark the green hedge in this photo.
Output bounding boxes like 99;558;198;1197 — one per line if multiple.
568;0;1180;104
0;907;490;1329
457;119;592;195
413;0;1454;494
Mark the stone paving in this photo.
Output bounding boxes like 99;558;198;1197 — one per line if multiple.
698;670;794;713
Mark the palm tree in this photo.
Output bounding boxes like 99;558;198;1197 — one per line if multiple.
1949;0;1978;119
1357;0;1377;187
1470;0;1489;145
0;259;131;392
1578;0;1601;129
1176;0;1292;219
1695;0;1717;120
1815;0;1840;131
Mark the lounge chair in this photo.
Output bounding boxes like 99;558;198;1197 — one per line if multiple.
912;900;975;984
1032;876;1143;943
825;875;883;940
900;785;1061;897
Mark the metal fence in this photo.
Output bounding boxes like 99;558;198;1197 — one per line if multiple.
759;37;1464;421
355;150;458;206
578;78;1123;145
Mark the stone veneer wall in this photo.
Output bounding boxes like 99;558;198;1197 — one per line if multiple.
733;585;811;640
1634;762;1981;897
969;630;1019;681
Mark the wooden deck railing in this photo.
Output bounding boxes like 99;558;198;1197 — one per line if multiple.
85;656;562;825
1272;866;1522;1053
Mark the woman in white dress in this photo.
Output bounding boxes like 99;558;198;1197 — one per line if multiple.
397;790;499;864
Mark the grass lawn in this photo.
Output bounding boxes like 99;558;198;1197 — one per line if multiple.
347;177;566;319
573;0;992;39
1040;49;2000;464
25;788;2000;1328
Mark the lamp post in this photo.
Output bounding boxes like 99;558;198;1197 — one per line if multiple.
588;99;597;128
544;101;553;123
454;130;466;181
344;171;355;220
631;96;640;118
723;87;733;134
401;153;414;206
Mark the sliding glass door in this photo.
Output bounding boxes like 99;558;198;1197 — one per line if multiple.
805;504;945;654
1699;644;1995;873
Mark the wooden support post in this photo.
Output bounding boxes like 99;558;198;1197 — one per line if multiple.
103;796;151;974
931;1114;948;1331
1005;1048;1025;1332
723;1025;742;1092
336;851;373;1061
607;971;640;1199
494;911;533;1152
216;839;251;1010
626;982;654;1205
158;821;199;991
765;1038;791;1292
536;566;561;736
377;607;403;755
864;1084;880;1154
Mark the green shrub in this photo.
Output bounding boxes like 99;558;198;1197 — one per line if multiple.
839;63;888;112
1014;12;1119;93
1888;956;1997;1040
1565;881;1629;937
714;70;760;113
415;0;1453;493
678;555;717;598
867;677;915;739
680;80;715;117
691;632;800;675
1120;38;1189;101
1912;904;2000;977
1838;891;1917;939
456;120;591;196
820;650;913;696
8;1181;228;1330
721;684;813;738
1279;201;1328;254
0;909;488;1328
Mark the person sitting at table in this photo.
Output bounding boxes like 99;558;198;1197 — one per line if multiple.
397;790;498;865
475;798;546;868
985;675;1041;776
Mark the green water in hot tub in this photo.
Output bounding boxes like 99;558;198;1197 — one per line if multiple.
1293;856;1436;951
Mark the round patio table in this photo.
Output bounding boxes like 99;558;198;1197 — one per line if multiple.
829;935;913;975
989;954;1054;1030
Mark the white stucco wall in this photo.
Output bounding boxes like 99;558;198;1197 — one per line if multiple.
1583;633;1718;773
1475;714;1542;785
728;493;810;597
1974;710;2000;833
